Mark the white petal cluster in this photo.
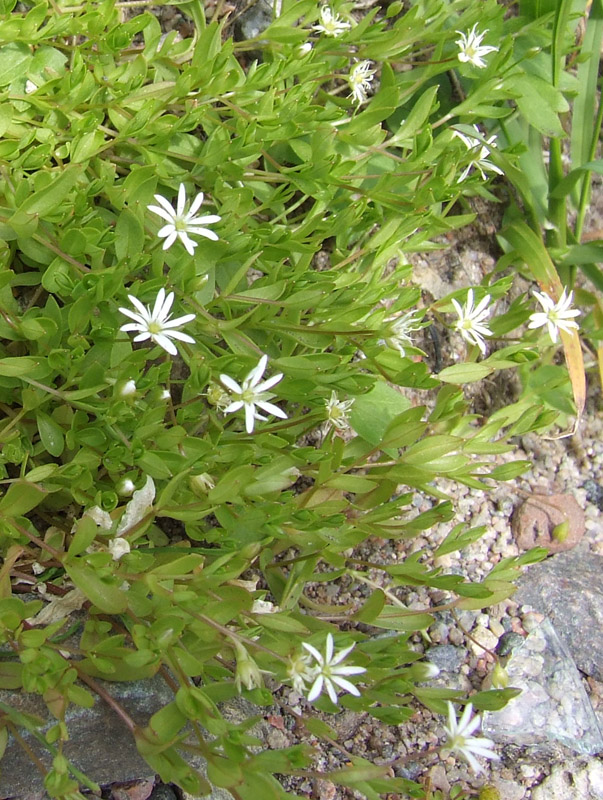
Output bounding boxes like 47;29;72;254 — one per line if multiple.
527;288;580;343
312;5;350;37
325;391;354;434
147;183;221;256
348;61;375;104
220;354;287;434
455;24;498;69
385;309;425;356
443;702;500;774
290;633;366;704
119;288;195;357
454;126;504;182
108;537;130;561
451;289;493;355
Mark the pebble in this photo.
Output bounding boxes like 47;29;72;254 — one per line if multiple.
468;624;499;656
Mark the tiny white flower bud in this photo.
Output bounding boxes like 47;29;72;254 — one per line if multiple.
116;478;136;496
25;79;37;94
159;388;171;401
297;42;313;56
118;380;137;398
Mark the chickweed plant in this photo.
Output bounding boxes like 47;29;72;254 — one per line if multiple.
0;0;599;797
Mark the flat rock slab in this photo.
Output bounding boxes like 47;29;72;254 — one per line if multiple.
531;761;603;800
514;546;603;681
0;676;173;797
484;618;603;755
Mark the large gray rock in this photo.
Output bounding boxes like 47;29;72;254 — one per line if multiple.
484;618;603;755
0;676;173;797
514;546;603;681
531;761;603;800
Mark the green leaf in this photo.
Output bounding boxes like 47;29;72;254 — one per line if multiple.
115;208;145;261
434;524;487;557
11;166;83;222
438;363;495;384
37;411;65;457
350;382;411;446
514;73;568;137
0;357;44;376
469;688;522;710
0;43;30;86
0;481;47;516
64;562;128;614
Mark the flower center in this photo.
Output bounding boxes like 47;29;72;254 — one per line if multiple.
241;388;256;404
147;321;163;334
462;319;474;330
174;217;188;232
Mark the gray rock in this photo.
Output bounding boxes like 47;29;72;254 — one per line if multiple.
425;644;466;673
234;0;275;41
514;545;603;681
0;676;174;797
484;618;603;755
531;761;603;800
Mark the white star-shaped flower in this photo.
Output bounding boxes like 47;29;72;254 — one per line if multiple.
454;126;504;182
119;288;195;356
147;183;221;256
443;702;500;774
325;391;354;433
302;633;366;705
384;309;425;356
455;24;498;69
348;60;375;104
220;354;287;434
451;289;493;355
527;288;580;343
312;5;350;37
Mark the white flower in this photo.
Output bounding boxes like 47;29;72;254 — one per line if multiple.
348;60;375;104
443;702;500;774
385;309;425;356
287;652;315;695
313;5;350;37
325;391;354;433
527;288;580;343
220;354;287;434
118;379;137;398
455;24;498;69
302;633;366;704
147;183;221;256
454;126;504;182
206;382;231;411
451;289;493;355
25;79;38;94
119;288;195;357
108;537;130;561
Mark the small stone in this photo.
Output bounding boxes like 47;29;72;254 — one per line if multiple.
425;645;466;673
468;624;499;656
513;493;585;553
522;611;545;633
489;618;505;638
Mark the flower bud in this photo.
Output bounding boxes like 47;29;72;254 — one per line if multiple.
117;380;137;400
190;473;215;495
116;478;136;496
410;661;440;681
297;42;313;57
234;642;265;692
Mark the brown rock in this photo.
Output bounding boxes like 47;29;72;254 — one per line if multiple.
512;493;585;553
